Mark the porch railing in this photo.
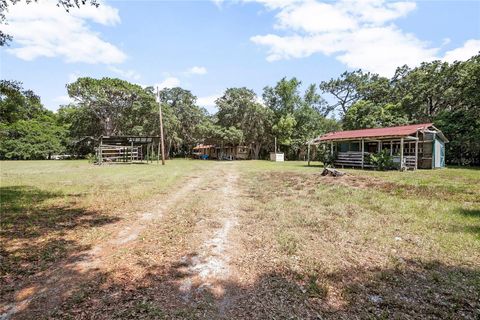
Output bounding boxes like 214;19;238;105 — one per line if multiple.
334;152;417;169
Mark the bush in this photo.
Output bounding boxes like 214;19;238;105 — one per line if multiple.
317;148;335;168
368;150;394;170
85;153;98;164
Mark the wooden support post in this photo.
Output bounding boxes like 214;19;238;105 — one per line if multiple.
151;143;154;163
390;140;393;156
99;136;103;164
157;138;160;165
307;143;311;166
330;141;334;156
400;137;404;171
146;143;149;163
130;145;133;162
378;141;382;153
157;87;166;165
415;131;419;170
361;138;364;169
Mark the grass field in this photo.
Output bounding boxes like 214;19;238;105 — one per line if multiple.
1;160;479;319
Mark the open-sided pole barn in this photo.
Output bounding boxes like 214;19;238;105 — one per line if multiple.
308;123;448;170
95;136;162;164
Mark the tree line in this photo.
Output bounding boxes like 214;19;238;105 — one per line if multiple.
1;54;478;165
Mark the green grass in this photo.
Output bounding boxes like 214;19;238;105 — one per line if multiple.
232;160;479;318
1;159;479;319
0;159;213;285
1;159;215;209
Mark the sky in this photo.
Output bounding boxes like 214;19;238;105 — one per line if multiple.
1;0;479;114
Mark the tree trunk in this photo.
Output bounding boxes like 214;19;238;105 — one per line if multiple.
104;116;114;135
253;143;261;160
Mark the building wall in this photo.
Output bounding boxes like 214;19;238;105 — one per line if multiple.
419;141;433;169
433;137;446;168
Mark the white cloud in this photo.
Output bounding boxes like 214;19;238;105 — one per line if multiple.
211;0;224;8
197;93;220;107
443;39;480;63
249;0;471;76
68;72;80;83
3;0;126;64
255;95;265;106
275;1;357;33
155;77;181;89
197;93;221;114
243;0;301;10
53;95;74;105
186;66;208;75
108;66;141;80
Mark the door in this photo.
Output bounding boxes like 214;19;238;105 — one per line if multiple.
440;141;445;167
434;139;442;168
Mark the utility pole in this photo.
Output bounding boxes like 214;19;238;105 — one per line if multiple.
156;87;166;165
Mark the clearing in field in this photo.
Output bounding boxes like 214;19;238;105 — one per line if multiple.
1;160;479;319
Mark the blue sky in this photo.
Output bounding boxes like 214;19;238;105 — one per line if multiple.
1;0;479;113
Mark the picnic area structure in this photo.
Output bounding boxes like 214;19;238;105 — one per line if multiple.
307;123;448;170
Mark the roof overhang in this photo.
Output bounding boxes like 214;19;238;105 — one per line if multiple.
308;135;418;145
306;123;449;145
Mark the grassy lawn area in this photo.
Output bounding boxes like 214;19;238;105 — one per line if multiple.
1;160;479;319
0;160;215;312
233;161;479;318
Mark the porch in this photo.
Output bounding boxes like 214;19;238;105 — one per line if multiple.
331;137;420;170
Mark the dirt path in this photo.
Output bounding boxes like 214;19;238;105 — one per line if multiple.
0;171;209;320
1;163;247;319
176;165;241;314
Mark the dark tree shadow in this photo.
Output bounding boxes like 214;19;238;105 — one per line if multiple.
0;186;120;315
447;165;480;170
11;255;477;320
457;208;480;218
449;208;480;239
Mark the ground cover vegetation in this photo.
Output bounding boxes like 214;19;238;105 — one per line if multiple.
0;160;478;319
1;55;479;164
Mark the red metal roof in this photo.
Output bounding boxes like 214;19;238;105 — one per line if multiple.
317;123;434;141
193;144;215;150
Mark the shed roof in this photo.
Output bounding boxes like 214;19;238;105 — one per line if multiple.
100;135;161;145
313;123;437;143
193;144;215;150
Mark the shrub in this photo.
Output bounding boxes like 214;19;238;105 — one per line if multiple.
368;150;394;170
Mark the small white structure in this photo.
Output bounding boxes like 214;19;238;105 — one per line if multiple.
270;152;284;162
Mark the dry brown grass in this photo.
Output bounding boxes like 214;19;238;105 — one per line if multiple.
1;160;479;319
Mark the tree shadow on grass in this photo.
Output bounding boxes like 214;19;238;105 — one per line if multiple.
457;208;480;218
14;256;478;320
450;207;480;239
0;185;120;317
1;186;117;238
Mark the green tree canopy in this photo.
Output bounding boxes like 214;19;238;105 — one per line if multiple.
67;77;151;135
0;81;66;159
344;101;408;130
215;87;274;159
158;87;208;154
